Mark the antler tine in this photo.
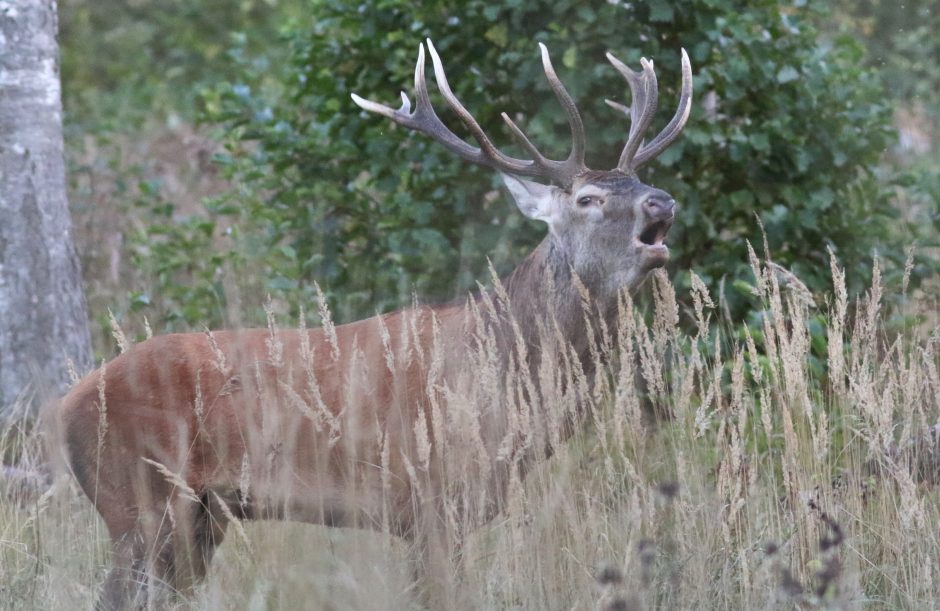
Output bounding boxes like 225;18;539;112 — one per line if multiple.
535;43;588;186
498;44;589;187
540;44;587;173
500;112;549;162
352;40;592;187
606;52;659;172
423;39;535;176
352;42;509;166
412;41;432;109
632;48;694;169
408;42;500;159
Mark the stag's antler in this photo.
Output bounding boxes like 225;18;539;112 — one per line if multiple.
352;39;588;188
606;49;693;173
353;40;693;185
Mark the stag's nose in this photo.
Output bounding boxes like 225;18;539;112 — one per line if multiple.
644;196;676;219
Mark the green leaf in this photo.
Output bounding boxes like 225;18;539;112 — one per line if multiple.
732;279;760;298
129;292;151;311
648;0;674;22
776;66;800;83
749;133;770;153
484;23;508;48
729;190;754;207
268;276;297;291
562;46;577;69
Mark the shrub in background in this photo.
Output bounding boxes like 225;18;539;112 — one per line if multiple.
59;0;308;342
70;0;930;330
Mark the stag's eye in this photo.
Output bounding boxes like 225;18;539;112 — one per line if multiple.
577;195;601;208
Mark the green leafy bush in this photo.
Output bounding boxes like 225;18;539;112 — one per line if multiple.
135;0;919;327
829;0;940;131
59;0;306;129
827;0;940;254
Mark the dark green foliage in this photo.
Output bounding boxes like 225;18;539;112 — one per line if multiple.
127;184;233;327
829;0;940;129
115;1;918;327
59;0;306;129
826;0;940;256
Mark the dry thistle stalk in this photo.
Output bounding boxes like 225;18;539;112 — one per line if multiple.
95;361;108;455
204;327;231;377
238;452;251;509
746;240;767;299
688;270;714;339
413;404;432;473
211;491;252;551
263;296;283;368
827;247;848;394
314;281;340;361
192;370;205;434
651;268;679;349
64;352;80;386
901;245;915;297
377;313;396;374
140;458;200;504
108;308;130;354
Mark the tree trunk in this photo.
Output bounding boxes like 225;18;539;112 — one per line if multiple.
0;0;92;412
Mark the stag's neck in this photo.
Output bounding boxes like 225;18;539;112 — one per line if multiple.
501;236;611;367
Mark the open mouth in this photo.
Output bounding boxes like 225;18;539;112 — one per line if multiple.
637;218;673;248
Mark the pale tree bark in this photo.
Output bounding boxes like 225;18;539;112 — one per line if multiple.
0;0;92;412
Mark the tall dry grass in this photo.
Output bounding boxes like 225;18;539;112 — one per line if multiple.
1;247;938;610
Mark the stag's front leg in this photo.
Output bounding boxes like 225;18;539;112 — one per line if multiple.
97;490;230;610
98;532;147;611
97;521;178;611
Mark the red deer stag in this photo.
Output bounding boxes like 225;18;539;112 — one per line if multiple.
54;39;692;609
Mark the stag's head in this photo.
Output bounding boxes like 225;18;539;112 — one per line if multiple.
352;40;692;299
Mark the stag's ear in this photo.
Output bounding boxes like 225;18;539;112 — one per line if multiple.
501;174;562;224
